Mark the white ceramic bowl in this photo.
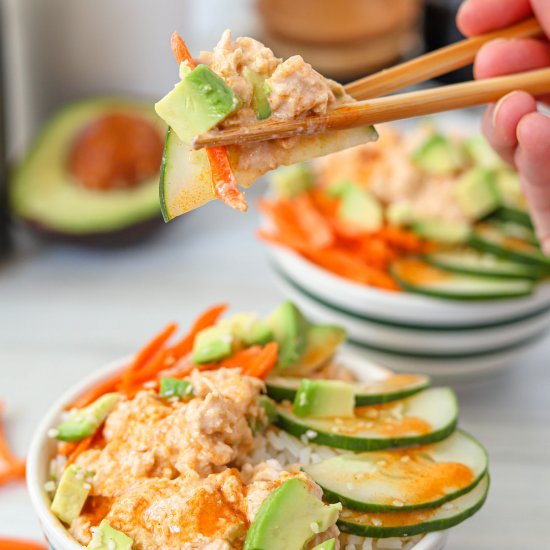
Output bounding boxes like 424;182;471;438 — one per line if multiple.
266;245;550;380
27;354;448;550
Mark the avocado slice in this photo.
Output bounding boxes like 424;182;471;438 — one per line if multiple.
244;67;272;120
387;201;415;227
87;520;133;550
155;64;240;145
412;219;471;245
293;379;354;418
220;313;274;348
312;540;337;550
56;393;120;443
159;377;194;400
455;167;500;221
10;99;165;244
463;134;505;170
270;163;313;199
192;325;234;364
329;180;383;232
249;396;278;434
50;465;91;525
412;134;466;175
267;302;310;369
289;325;347;376
243;478;341;550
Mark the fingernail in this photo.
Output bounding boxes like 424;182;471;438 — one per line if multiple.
492;91;519;128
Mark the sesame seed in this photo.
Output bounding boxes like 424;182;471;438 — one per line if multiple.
310;521;320;533
392;499;404;507
44;481;56;492
47;429;59;438
83;483;92;490
400;455;410;463
305;430;318;439
169;525;181;533
372;518;382;526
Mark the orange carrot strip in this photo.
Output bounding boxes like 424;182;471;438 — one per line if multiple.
207;146;248;211
67;371;122;410
171;32;194;66
168;304;228;360
57;442;77;457
120;323;178;388
244;342;279;379
0;538;47;550
65;436;93;469
220;346;263;369
170;33;246;211
377;225;425;252
290;194;334;249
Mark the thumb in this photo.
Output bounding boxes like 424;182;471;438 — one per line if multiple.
531;0;550;40
514;111;550;254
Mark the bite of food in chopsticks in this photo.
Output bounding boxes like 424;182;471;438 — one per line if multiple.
44;301;489;549
155;30;377;218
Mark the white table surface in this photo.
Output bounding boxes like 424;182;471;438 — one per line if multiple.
1;119;549;549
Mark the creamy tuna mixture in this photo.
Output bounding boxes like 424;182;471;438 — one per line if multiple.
199;30;351;128
314;126;468;223
65;369;336;549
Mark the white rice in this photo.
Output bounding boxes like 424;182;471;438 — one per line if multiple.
248;427;423;550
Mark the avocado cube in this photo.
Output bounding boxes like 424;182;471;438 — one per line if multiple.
51;465;91;525
192;325;234;364
411;219;471;245
312;540;337;550
412;134;466;175
221;313;274;347
56;393;120;443
455;167;500;220
87;520;133;550
267;302;310;369
244;67;272;120
270;164;313;199
159;377;193;400
243;478;341;550
329;180;383;232
293;379;355;418
155;64;240;144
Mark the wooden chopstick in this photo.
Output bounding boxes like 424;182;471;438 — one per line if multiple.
344;17;542;100
193;68;550;149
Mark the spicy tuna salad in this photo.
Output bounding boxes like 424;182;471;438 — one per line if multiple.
44;302;489;549
154;31;377;218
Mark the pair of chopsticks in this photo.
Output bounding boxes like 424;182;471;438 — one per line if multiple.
194;17;547;149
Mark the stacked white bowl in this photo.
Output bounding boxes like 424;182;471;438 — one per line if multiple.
267;245;550;381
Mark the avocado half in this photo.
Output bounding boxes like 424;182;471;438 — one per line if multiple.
10;98;166;245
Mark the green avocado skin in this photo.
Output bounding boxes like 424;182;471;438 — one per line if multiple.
10;98;163;241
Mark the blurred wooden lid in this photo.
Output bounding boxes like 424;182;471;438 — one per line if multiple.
258;0;422;45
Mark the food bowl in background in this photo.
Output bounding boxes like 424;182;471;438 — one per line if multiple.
256;0;423;80
266;244;550;381
27;354;448;550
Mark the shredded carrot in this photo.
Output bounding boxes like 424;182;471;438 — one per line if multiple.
0;402;26;487
259;188;424;291
65;436;93;469
244;342;279;379
120;323;178;389
168;304;228;360
219;346;263;369
0;538;47;550
170;32;246;211
67;371;122;410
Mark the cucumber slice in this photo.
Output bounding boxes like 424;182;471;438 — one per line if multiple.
266;374;430;406
391;258;533;300
275;388;458;451
337;474;489;538
469;224;550;270
303;430;487;512
487;220;538;246
424;249;543;280
160;125;378;220
492;206;533;229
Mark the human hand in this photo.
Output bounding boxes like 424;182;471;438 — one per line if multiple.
457;0;550;253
